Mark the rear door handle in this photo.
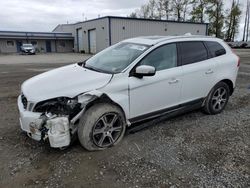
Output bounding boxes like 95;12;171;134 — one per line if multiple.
205;69;214;74
168;79;179;84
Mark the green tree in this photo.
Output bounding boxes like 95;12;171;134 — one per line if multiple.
148;0;158;19
225;0;241;41
129;12;138;18
139;4;151;18
163;0;172;20
206;0;225;38
156;0;165;19
129;0;244;40
190;0;207;23
172;0;190;21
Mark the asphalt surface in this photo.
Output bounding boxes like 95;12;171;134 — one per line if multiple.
0;51;249;188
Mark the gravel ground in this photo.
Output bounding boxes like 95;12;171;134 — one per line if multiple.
0;51;249;188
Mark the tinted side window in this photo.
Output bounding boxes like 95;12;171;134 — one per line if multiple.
205;41;226;57
139;43;177;71
179;42;208;65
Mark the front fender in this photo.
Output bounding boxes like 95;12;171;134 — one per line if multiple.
78;90;130;125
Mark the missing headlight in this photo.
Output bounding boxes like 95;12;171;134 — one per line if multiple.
33;97;81;118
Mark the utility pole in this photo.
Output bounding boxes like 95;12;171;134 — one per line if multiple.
242;1;249;42
227;0;235;41
82;13;85;21
246;0;250;42
243;0;250;41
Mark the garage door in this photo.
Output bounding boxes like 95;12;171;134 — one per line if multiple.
89;29;96;54
77;28;83;52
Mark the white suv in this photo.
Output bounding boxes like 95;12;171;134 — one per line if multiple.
18;36;239;150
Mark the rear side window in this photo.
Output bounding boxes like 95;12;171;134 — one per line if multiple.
139;43;177;71
205;41;226;57
179;41;208;65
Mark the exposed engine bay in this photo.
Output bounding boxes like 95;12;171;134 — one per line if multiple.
18;93;97;148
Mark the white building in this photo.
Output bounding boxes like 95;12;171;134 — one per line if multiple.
0;31;74;53
53;16;208;54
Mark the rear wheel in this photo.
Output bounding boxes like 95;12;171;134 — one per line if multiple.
78;103;126;151
203;82;230;115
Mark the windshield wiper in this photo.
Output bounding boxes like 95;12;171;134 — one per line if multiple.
82;62;107;73
79;61;114;74
85;65;102;72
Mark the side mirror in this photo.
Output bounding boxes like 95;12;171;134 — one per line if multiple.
134;65;156;78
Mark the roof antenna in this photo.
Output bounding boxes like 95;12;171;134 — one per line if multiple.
82;13;85;21
184;33;192;36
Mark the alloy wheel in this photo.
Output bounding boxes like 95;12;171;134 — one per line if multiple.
92;113;123;148
211;87;228;111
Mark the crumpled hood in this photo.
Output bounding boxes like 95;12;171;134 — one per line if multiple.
22;64;112;102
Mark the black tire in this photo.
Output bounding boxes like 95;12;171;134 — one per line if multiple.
78;103;126;151
203;82;230;115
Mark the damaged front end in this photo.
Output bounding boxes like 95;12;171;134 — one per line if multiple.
18;94;96;148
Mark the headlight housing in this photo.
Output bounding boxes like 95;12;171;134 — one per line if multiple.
33;97;81;117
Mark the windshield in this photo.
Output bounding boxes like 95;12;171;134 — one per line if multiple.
23;44;33;47
84;42;149;73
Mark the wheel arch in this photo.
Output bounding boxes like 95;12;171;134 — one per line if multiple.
219;79;234;95
84;93;130;125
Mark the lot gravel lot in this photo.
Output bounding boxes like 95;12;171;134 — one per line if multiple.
0;51;249;188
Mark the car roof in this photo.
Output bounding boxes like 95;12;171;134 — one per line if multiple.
123;35;218;46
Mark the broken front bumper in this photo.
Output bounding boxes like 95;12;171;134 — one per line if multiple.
17;95;71;148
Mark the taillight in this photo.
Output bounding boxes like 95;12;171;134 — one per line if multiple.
225;42;240;67
233;51;240;67
237;56;240;67
231;49;240;67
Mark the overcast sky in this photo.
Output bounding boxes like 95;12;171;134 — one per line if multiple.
0;0;247;40
0;0;148;31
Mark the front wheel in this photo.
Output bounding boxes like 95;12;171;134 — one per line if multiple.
203;82;230;115
78;103;126;151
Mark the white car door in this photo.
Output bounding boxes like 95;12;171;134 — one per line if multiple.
128;43;183;121
178;41;215;104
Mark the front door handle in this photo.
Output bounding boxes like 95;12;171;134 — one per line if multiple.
205;69;214;74
169;79;179;84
